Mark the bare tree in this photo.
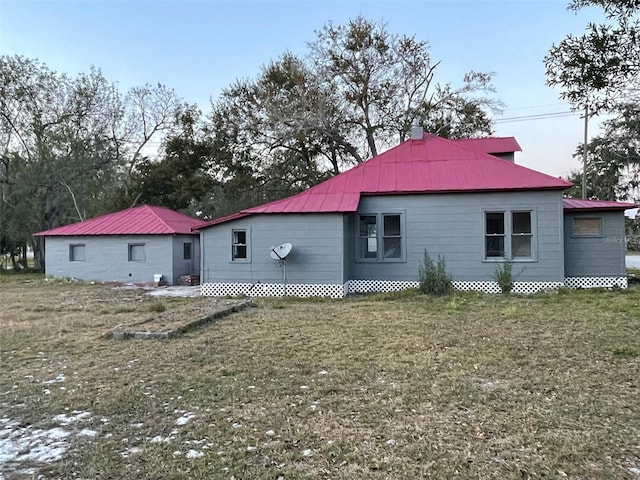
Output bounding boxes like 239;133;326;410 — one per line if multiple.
310;16;499;158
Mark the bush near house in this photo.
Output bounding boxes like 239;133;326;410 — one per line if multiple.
493;259;514;294
418;249;453;295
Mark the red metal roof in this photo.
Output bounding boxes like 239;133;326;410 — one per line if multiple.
562;198;638;211
451;136;522;154
194;134;572;229
242;134;569;215
34;205;202;236
192;212;251;231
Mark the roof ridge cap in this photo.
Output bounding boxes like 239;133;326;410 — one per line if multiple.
141;204;173;230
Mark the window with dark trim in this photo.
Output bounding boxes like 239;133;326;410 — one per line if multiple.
69;244;86;262
183;242;192;260
484;210;533;260
357;213;404;261
485;212;505;257
572;217;602;237
383;214;402;259
232;230;247;260
511;211;532;258
358;215;378;259
128;243;146;262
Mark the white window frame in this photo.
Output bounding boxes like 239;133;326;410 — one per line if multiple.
183;242;192;260
483;209;536;262
231;229;250;262
356;212;405;263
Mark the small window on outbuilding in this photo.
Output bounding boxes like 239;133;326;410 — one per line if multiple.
232;230;247;260
69;244;86;262
128;243;146;262
573;217;602;237
183;242;192;260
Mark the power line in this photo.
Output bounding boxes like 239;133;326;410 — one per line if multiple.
493;110;579;124
501;102;571;112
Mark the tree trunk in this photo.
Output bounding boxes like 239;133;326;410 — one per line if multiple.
21;241;27;269
32;237;44;271
10;250;20;271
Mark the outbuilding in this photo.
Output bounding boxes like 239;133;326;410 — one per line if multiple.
35;205;201;286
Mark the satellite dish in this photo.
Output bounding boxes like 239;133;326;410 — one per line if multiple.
270;243;292;260
270;243;292;296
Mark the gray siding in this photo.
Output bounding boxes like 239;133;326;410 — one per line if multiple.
43;235;193;285
171;235;201;284
492;152;515;162
351;191;565;282
342;215;355;283
564;211;626;276
201;214;344;285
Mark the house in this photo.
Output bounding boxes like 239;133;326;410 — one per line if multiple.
34;205;201;286
194;131;636;297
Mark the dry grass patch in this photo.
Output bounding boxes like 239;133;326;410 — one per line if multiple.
1;275;639;479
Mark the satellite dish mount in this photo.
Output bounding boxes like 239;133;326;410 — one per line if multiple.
270;243;292;296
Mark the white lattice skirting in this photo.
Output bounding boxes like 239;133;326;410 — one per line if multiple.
347;280;419;294
347;280;565;295
565;276;628;289
200;282;345;298
201;276;629;298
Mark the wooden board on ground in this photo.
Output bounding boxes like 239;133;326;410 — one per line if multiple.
106;299;254;340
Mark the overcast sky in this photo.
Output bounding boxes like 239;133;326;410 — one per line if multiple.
0;0;608;177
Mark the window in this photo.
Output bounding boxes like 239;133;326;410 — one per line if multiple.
128;243;145;262
485;212;505;257
511;211;532;258
183;242;192;260
383;215;402;259
484;211;534;260
232;230;247;260
573;217;602;237
357;213;404;261
358;215;378;259
69;244;86;262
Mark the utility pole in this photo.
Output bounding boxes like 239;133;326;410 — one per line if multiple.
582;104;589;199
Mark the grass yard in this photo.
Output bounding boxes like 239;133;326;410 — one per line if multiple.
1;275;640;479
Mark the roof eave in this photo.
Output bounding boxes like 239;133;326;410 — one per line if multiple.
564;206;638;212
35;231;199;237
360;186;570;196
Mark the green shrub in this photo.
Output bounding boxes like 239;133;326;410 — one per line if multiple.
493;259;514;294
148;302;166;313
613;346;638;358
418;250;453;296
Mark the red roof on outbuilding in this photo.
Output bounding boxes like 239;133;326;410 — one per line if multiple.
562;198;638;211
34;205;202;236
194;134;572;229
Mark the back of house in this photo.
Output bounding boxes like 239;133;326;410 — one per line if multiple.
194;133;635;297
